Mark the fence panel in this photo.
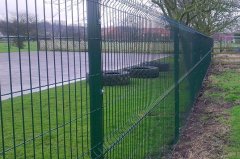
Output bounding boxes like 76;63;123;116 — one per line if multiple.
213;35;240;53
0;0;213;158
0;0;91;158
99;2;174;158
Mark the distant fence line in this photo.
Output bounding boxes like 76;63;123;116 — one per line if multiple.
38;40;174;53
213;35;240;53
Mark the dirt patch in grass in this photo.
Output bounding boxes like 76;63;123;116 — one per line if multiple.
164;54;240;159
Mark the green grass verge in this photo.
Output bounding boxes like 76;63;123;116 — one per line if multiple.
210;71;240;158
0;42;38;53
228;106;240;158
0;58;179;158
211;71;240;103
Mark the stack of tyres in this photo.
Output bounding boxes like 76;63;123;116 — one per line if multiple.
126;66;159;78
102;71;130;86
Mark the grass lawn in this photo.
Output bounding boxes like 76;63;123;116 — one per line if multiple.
0;41;174;54
0;57;184;158
228;106;240;158
210;70;240;158
0;42;38;53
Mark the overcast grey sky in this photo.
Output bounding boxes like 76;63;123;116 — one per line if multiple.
0;0;160;27
0;0;50;20
0;0;87;23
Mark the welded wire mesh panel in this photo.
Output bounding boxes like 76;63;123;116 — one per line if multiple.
177;24;213;127
0;0;213;159
99;1;175;158
0;0;92;158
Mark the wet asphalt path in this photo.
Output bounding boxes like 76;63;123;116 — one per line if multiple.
0;51;168;99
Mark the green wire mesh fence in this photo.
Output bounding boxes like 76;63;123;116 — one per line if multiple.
0;0;213;158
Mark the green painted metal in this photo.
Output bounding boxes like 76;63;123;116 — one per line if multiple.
87;0;104;158
173;22;180;143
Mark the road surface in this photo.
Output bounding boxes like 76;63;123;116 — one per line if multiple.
0;51;169;100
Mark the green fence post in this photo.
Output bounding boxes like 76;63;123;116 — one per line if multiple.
87;0;104;158
173;22;180;143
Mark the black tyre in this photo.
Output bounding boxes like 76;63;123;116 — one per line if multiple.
128;66;159;78
142;61;170;72
102;71;130;86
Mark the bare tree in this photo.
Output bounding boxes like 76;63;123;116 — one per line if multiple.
152;0;240;35
0;13;36;49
